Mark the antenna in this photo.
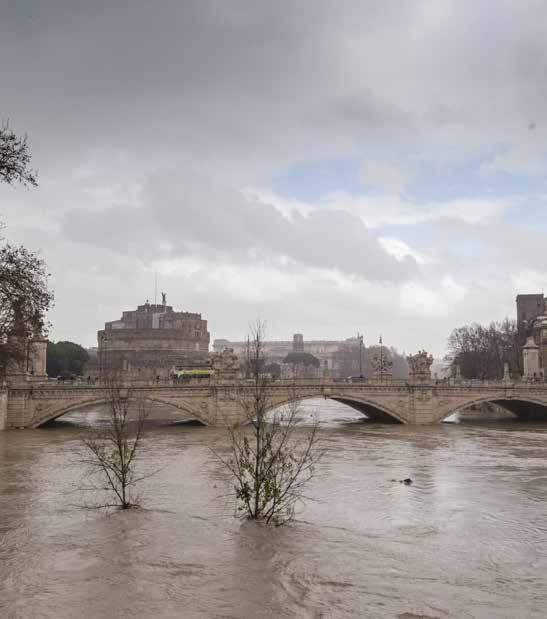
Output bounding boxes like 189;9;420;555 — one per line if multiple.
154;271;158;306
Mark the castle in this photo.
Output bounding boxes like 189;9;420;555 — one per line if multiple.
91;297;210;378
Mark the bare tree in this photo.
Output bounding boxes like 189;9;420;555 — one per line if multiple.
0;123;37;187
214;321;323;525
446;319;520;379
80;378;150;509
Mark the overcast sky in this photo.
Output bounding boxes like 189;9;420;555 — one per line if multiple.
1;1;546;357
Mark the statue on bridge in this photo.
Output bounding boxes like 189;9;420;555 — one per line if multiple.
210;348;240;378
407;350;433;380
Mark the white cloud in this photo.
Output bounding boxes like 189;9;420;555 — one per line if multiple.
400;276;467;317
260;190;509;229
379;237;428;264
60;173;418;283
510;269;547;294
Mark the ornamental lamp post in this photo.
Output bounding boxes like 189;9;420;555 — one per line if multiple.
357;332;364;378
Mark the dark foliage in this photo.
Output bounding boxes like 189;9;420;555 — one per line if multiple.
0;243;54;368
0;125;37;187
263;362;281;379
283;351;320;368
47;341;89;377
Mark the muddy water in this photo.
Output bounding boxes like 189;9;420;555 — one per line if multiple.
1;400;547;618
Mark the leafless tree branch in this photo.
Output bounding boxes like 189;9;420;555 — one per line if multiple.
79;376;152;510
214;320;323;525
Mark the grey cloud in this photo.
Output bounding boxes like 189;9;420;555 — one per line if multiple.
61;173;417;282
3;1;547;353
6;0;545;177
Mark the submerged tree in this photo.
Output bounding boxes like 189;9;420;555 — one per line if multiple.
215;322;323;525
80;379;149;509
0;124;37;187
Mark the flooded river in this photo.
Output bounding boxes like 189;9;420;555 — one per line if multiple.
1;400;547;618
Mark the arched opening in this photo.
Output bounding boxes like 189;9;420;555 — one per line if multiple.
331;397;403;424
36;397;207;428
266;395;404;425
491;399;547;421
442;398;547;424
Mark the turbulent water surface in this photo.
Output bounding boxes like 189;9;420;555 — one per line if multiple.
1;399;547;618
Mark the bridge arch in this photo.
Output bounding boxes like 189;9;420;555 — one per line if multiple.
437;394;547;423
265;393;405;424
32;395;208;428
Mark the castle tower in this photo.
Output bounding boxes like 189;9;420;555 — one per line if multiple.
292;334;304;353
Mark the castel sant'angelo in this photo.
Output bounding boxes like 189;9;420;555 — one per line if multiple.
91;295;210;378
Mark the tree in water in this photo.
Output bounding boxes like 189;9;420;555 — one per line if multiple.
80;378;150;509
215;321;323;525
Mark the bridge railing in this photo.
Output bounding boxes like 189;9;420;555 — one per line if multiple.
9;375;547;392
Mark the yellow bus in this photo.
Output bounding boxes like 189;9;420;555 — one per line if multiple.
173;368;214;380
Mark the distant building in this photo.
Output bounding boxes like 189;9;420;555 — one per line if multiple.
92;299;210;377
213;334;358;378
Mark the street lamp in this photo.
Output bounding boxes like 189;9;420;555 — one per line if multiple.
357;332;364;378
100;333;108;381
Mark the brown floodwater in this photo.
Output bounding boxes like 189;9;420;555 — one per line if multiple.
1;399;547;618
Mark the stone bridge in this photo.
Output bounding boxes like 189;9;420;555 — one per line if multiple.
2;377;547;429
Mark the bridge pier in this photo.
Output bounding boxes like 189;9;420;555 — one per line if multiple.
5;387;34;429
408;383;437;424
0;385;7;430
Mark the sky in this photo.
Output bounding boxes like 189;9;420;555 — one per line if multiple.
1;0;547;357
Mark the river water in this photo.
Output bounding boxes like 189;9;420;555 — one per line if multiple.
1;399;547;618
